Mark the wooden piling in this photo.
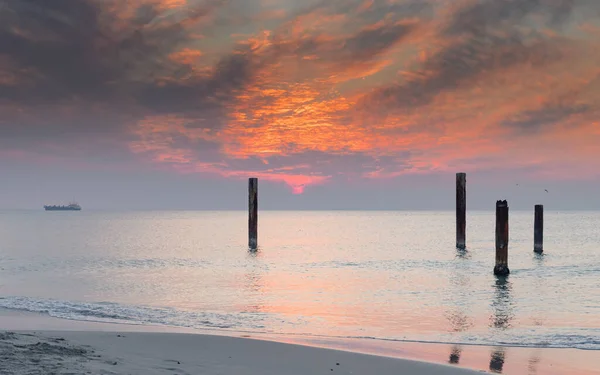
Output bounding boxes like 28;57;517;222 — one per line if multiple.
494;200;509;276
248;177;258;250
456;173;466;249
534;204;543;254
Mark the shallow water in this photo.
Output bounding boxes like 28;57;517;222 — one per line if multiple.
0;210;598;350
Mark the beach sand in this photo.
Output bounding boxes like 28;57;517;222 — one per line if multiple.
1;309;598;374
0;330;488;375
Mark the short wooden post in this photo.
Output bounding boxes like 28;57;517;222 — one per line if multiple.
534;204;543;254
248;178;258;250
494;200;509;276
456;172;466;249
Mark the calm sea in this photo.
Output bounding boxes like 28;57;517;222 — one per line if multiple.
0;210;598;350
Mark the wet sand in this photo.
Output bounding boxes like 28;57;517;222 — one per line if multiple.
286;336;600;375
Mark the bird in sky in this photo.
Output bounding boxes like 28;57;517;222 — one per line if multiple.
545;189;549;193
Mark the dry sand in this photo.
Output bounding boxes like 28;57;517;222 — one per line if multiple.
0;330;487;375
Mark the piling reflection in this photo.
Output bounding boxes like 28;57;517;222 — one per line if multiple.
490;276;514;329
247;247;261;257
445;245;475;368
528;351;541;375
489;347;506;373
486;276;514;373
533;251;545;264
242;251;266;314
448;345;462;364
455;247;470;259
531;255;547;329
447;310;473;333
244;268;263;294
445;247;475;368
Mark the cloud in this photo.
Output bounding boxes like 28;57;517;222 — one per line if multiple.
502;102;590;132
358;0;591;113
0;0;260;155
2;0;600;192
0;0;233;104
444;0;579;35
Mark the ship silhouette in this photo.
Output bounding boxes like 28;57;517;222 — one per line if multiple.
44;202;82;211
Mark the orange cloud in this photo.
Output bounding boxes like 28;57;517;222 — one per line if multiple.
9;0;595;189
158;0;187;10
129;115;330;192
125;0;600;190
169;48;203;64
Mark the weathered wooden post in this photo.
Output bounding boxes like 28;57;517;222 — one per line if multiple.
248;177;258;250
456;172;466;249
494;200;509;276
534;204;543;254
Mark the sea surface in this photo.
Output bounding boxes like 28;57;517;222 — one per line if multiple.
0;210;598;351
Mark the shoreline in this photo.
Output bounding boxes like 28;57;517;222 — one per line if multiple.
1;308;599;374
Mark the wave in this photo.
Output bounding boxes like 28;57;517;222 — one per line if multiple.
0;296;270;330
0;296;598;350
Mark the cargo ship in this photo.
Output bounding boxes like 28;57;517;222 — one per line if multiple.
44;203;82;211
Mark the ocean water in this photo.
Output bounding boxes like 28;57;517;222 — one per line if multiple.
0;210;598;351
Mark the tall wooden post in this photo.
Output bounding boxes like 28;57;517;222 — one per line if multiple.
248;178;258;250
494;200;509;276
534;204;543;254
456;172;466;249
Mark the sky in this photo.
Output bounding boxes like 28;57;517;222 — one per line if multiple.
1;0;599;210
